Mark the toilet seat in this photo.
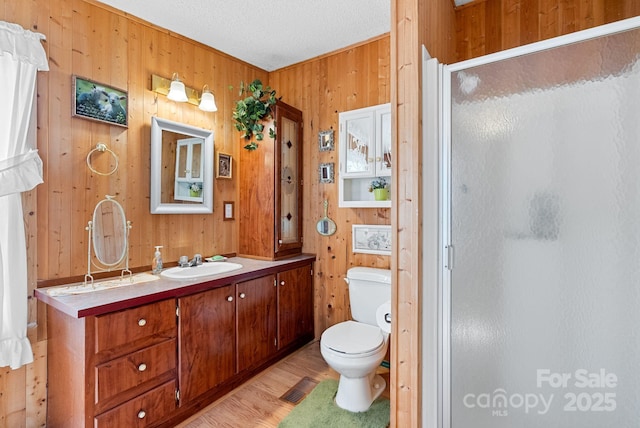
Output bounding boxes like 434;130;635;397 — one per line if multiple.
321;321;385;357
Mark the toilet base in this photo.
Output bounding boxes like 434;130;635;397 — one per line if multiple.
335;373;386;413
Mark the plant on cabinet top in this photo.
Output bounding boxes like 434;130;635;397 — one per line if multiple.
232;79;280;150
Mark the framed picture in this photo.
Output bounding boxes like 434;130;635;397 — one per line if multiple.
352;224;392;255
223;201;235;221
318;129;334;151
319;162;334;183
216;152;232;179
72;75;128;127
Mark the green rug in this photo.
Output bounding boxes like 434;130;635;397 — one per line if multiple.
278;379;390;428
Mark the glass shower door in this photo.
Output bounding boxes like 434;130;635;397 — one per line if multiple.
445;20;640;428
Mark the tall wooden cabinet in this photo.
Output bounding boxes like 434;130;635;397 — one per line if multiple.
239;101;304;260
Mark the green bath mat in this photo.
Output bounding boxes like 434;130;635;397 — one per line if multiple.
278;379;390;428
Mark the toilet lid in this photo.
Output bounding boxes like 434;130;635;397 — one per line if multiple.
322;321;384;355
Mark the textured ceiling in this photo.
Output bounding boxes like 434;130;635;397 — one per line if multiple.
96;0;392;71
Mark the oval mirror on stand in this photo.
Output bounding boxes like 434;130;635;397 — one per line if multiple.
85;195;132;285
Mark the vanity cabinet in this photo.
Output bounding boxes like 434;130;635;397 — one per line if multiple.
47;299;177;427
338;103;392;208
239;100;304;260
42;256;315;427
277;264;314;349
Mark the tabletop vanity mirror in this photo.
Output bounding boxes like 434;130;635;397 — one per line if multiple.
85;195;132;284
150;116;214;214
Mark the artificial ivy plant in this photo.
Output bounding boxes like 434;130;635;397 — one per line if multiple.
232;79;280;150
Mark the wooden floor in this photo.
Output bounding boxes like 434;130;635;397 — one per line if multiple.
176;340;390;427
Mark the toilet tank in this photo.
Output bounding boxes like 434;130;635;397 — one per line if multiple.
346;267;391;326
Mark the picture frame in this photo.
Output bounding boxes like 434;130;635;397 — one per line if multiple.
223;201;235;221
352;224;392;255
72;75;128;127
216;152;232;179
318;129;334;151
319;162;335;183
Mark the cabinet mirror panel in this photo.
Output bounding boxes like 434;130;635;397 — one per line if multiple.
150;116;214;214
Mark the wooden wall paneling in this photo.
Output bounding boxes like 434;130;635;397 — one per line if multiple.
25;340;47;427
270;37;391;338
456;0;640;62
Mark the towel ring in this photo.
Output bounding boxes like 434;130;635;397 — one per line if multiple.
86;143;118;176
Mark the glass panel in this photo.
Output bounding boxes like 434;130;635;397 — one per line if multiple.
449;26;640;427
378;109;391;175
345;115;373;175
191;142;202;179
176;143;188;179
280;116;298;244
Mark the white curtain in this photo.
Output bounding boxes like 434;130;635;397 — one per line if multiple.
0;21;48;370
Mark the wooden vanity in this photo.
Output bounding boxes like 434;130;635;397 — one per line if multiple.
35;255;315;428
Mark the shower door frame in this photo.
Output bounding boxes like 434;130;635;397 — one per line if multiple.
423;15;640;428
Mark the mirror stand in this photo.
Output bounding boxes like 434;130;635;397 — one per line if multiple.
84;195;133;286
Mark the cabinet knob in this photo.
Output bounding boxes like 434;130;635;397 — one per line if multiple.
226;296;233;302
138;363;147;372
280;281;285;286
137;318;147;327
239;292;246;299
137;410;146;419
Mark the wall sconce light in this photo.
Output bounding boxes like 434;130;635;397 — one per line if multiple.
152;74;216;113
199;85;218;112
167;73;188;102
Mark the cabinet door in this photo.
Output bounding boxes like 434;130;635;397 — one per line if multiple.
178;284;236;404
340;109;376;177
376;105;392;177
277;264;314;349
275;102;304;258
237;275;277;372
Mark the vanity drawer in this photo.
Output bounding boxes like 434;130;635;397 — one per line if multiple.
94;380;177;428
95;299;176;352
95;338;176;405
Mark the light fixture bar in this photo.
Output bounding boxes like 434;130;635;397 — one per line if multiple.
151;74;201;107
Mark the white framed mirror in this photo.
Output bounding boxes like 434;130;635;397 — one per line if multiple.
150;116;214;214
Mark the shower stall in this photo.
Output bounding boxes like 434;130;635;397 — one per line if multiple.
423;17;640;428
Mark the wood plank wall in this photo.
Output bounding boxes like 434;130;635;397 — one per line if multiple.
2;0;639;426
1;0;265;425
455;0;640;61
270;36;392;338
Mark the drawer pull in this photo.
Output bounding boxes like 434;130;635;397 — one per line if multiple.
239;292;246;299
137;410;146;419
137;318;147;327
280;281;285;286
138;363;147;372
226;296;233;302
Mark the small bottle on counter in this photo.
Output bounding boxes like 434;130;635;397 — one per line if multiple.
152;245;163;274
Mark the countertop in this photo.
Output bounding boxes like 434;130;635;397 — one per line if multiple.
34;254;316;319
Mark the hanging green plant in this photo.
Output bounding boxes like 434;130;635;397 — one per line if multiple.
232;79;279;150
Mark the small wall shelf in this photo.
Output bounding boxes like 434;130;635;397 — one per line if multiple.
338;103;391;208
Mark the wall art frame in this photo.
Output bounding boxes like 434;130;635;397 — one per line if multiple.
319;162;335;183
318;129;334;151
352;224;392;255
216;152;232;179
72;75;128;127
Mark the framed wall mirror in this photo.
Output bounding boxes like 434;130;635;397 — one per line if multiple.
150;116;214;214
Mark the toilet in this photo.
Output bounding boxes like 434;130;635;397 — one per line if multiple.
320;267;391;412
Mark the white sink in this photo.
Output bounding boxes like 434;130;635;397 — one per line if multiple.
161;262;243;279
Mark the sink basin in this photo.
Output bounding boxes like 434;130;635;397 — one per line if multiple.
161;262;243;279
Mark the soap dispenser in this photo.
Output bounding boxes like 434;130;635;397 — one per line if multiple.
152;246;163;274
